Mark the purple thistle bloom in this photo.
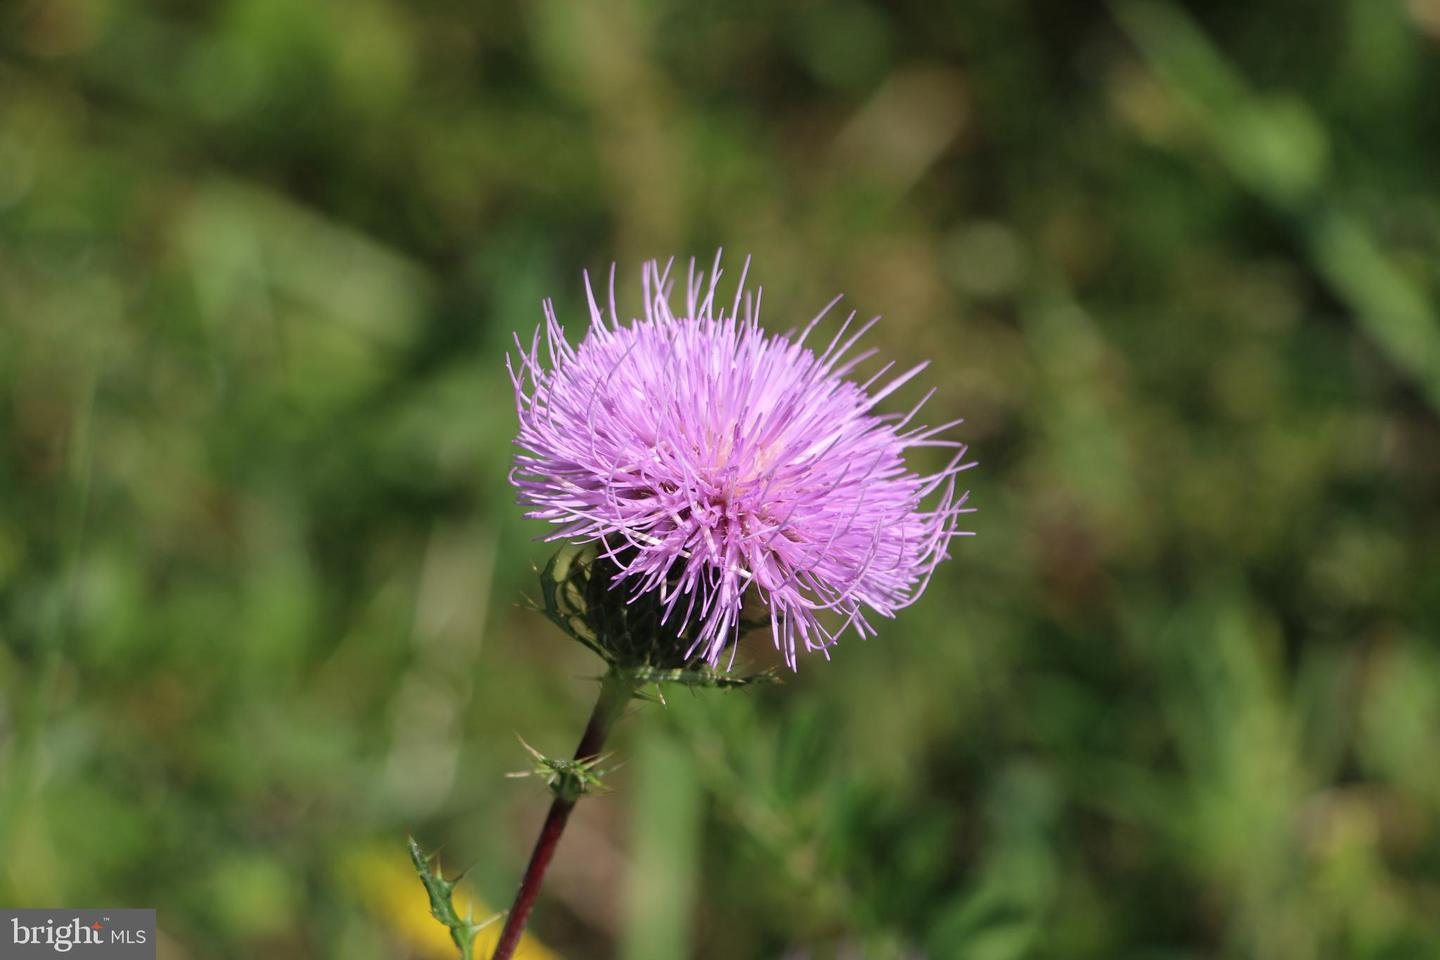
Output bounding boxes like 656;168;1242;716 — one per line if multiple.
508;254;975;669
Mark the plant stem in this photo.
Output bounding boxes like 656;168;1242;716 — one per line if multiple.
491;671;636;960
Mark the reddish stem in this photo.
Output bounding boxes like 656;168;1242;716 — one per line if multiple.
491;674;634;960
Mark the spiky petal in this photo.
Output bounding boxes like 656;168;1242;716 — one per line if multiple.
508;255;974;668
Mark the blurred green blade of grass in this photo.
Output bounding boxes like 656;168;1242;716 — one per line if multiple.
620;726;701;960
0;348;99;903
1113;0;1440;414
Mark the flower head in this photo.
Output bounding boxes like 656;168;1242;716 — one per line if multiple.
508;255;974;669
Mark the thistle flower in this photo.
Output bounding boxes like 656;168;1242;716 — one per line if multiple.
508;254;974;669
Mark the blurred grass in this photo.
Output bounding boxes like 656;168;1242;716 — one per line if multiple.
3;0;1440;957
619;729;700;960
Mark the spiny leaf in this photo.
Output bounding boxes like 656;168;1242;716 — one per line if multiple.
407;836;500;960
507;737;617;804
619;665;782;692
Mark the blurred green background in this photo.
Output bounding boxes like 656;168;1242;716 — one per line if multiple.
3;0;1440;957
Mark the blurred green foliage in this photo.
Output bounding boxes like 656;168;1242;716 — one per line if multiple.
3;0;1440;957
